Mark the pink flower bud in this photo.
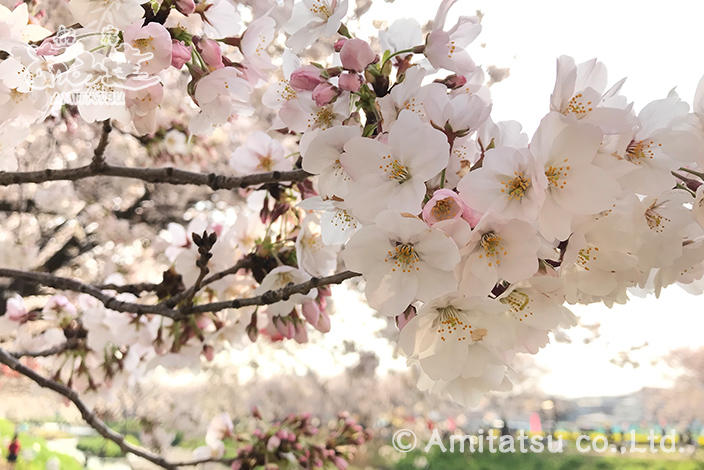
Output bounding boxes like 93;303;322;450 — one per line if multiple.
197;38;223;70
231;462;242;470
338;72;363;92
289;65;324;91
312;83;339;106
422;188;481;227
333;457;348;470
202;345;215;361
333;38;346;52
339;38;375;72
315;310;331;333
294;322;308;344
171;40;192;69
175;0;195;15
435;74;467;89
266;436;281;452
301;301;320;326
6;297;27;322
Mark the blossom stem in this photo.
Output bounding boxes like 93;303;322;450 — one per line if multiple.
380;47;417;70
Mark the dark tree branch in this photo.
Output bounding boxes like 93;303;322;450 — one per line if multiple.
97;282;161;295
0;165;311;190
164;258;252;307
188;270;360;314
0;268;361;319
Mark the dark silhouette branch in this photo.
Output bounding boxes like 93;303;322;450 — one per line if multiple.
0;165;311;190
0;268;361;319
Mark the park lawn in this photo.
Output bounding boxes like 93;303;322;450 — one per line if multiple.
390;448;704;470
0;418;82;470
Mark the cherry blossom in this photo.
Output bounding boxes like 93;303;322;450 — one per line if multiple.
188;67;253;135
230;131;289;174
341;212;460;315
424;0;481;76
285;0;349;52
341;111;449;222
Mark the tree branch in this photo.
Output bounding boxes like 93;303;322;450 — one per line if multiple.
0;165;311;190
164;258;252;307
0;268;361;319
0;347;180;469
9;339;80;358
188;270;360;314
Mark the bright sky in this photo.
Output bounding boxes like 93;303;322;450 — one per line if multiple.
198;1;704;400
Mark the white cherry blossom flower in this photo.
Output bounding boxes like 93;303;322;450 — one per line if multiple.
459;215;541;296
531;112;621;241
457;146;545;222
341;211;460;315
201;0;242;38
296;212;339;276
300;125;358;198
379;18;422;53
597;92;704;196
550;55;635;134
399;294;510;382
241;15;277;83
341;111;449;222
0;44;55;126
256;266;317;317
230;131;289;175
425;0;481;76
284;0;349;52
298;196;360;245
189;67;253;135
0;3;50;42
69;0;144;30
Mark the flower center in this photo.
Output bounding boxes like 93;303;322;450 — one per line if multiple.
545;158;570;190
385;242;420;273
330;209;357;231
258;153;274;171
576;246;599;271
564;93;593;118
380;155;411;183
134;37;155;53
277;81;297;102
644;200;670;233
312;107;335;129
309;0;332;18
431;198;455;220
500;290;534;322
478;231;507;267
433;305;471;342
500;172;531;200
625;139;661;164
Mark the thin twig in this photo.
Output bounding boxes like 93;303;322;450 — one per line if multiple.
164;258;252;307
9;339;80;358
188;270;360;314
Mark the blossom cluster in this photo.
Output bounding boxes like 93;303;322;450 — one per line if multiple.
192;409;370;469
3;0;704;415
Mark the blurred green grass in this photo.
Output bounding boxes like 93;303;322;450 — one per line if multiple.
389;448;704;470
0;418;81;470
